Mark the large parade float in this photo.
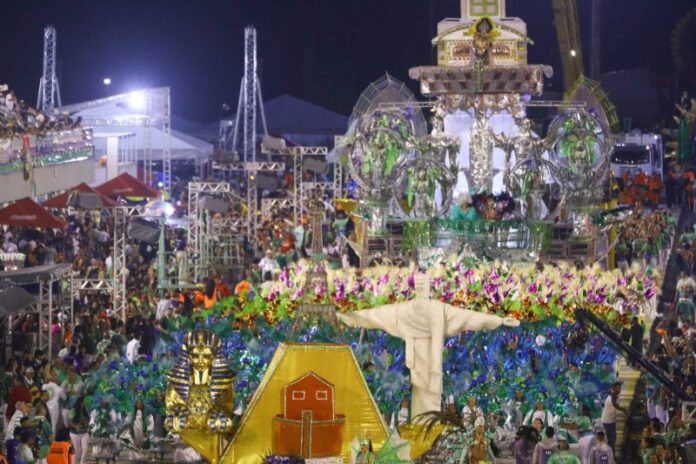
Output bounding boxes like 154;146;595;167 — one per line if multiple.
83;0;674;462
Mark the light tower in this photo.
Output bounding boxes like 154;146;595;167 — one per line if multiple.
230;25;268;161
36;25;62;112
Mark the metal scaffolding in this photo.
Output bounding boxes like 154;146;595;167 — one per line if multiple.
187;182;245;282
287;146;342;220
36;25;62;112
112;206;131;321
211;161;284;241
217;25;268;168
244;26;259;162
0;264;72;360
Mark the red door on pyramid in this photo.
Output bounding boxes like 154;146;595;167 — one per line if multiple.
272;371;345;458
283;372;334;421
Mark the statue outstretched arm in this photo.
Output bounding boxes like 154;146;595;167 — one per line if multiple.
443;303;520;335
337;303;403;337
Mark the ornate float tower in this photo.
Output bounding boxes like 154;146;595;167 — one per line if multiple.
409;0;553;195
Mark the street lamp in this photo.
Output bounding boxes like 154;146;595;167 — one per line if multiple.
103;77;112;85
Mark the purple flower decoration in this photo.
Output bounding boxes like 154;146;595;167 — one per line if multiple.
407;274;415;288
644;288;655;299
292;287;304;300
527;282;538;293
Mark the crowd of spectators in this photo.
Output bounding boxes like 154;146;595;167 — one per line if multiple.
0;84;80;139
0;168;693;464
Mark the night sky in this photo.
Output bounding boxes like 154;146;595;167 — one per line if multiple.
0;0;692;121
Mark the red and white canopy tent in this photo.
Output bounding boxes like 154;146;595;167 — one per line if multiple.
0;197;70;360
0;197;67;229
95;172;160;199
41;183;119;209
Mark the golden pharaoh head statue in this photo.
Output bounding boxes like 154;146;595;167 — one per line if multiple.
183;330;221;374
169;330;233;397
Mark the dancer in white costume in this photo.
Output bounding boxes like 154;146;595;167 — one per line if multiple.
338;273;519;418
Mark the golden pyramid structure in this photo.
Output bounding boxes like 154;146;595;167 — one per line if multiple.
221;343;389;463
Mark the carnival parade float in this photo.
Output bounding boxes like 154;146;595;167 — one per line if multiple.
95;0;667;462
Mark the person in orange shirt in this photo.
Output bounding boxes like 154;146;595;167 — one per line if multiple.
619;177;636;205
633;169;648;203
215;275;232;299
647;174;662;205
687;174;696;209
193;279;218;310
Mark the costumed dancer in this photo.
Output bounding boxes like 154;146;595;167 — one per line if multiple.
390;399;410;431
587;431;614;464
354;439;376;464
41;372;65;435
121;398;154;461
90;397;122;460
68;396;90;464
512;425;540;464
467;420;497;464
523;401;556;430
532;426;558;464
675;271;696;324
488;409;516;455
547;431;580;464
462;395;485;432
450;193;478;221
34;401;54;464
505;390;528;431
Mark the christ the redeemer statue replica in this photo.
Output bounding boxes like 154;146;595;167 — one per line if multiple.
338;273;519;418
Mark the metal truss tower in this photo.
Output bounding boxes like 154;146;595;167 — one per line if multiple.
230;26;268;161
37;25;62;112
244;26;258;162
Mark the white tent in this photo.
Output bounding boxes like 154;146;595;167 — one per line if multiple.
91;125;212;162
62;89;212;165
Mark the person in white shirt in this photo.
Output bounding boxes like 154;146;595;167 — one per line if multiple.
5;401;30;438
389;399;410;430
524;401;556;429
126;333;141;364
155;293;174;321
258;250;280;281
57;342;71;360
105;254;113;277
122;399;154;461
16;429;35;464
42;372;66;434
600;382;626;455
97;228;110;243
